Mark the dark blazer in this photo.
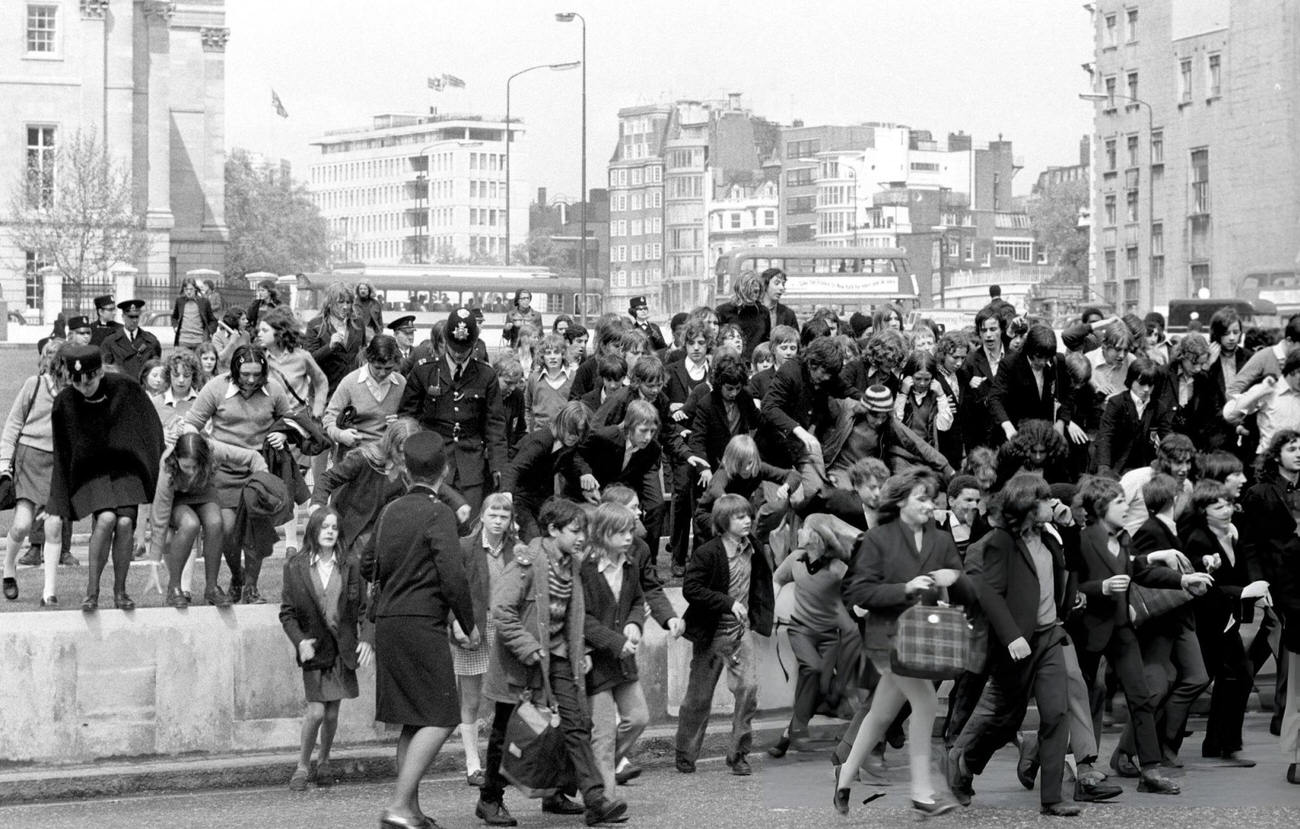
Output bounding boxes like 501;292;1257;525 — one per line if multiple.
960;346;1002;450
1239;477;1300;652
715;301;797;360
303;315;365;396
565;425;663;509
500;426;586;508
171;295;217;343
371;486;475;630
1072;521;1184;652
688;385;760;468
578;385;605;414
1182;518;1254;634
682;534;775;642
1155;368;1213;440
964;527;1069;653
1131;515;1195;634
988;351;1075;439
760;359;858;466
568;354;600;401
279;551;365;671
581;554;646;695
592;387;688;463
1094;392;1170;475
501;386;526;459
932;367;967;468
1203;347;1253;449
631;535;677;629
665;358;709;406
841;519;976;655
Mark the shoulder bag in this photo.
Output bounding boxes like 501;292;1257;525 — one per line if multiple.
890;600;986;680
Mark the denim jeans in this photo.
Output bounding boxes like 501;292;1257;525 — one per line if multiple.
590;680;650;794
674;632;758;763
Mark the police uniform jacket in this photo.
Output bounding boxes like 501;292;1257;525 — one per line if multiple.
100;327;162;381
90;320;122;347
398;355;507;488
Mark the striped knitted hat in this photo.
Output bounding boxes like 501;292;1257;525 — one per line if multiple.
864;384;894;413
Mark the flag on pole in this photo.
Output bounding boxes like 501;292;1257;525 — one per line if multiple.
427;76;445;91
442;73;466;89
271;89;288;118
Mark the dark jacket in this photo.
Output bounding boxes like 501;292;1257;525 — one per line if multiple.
960;346;1002;450
279;551;367;671
1202;347;1253;450
500;426;588;508
171;294;217;344
568;354;600;401
631;535;677;629
964;527;1069;656
565;425;663;509
688;385;760;468
581;553;646;695
683;534;774;643
303;315;365;396
715;301;797;360
988;351;1075;439
665;358;709;406
1239;477;1300;652
841;519;976;656
760;359;858;467
100;327;162;381
501;386;526;459
371;485;475;628
1072;521;1184;652
1182;518;1255;635
1094;392;1170;475
1132;514;1198;636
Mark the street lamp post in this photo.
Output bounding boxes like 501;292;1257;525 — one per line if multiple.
845;166;859;246
505;60;580;267
555;12;588;322
1080;91;1155;311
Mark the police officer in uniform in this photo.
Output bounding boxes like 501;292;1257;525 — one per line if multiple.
398;308;506;519
387;315;418;374
630;295;667;356
101;299;162;381
89;295;123;347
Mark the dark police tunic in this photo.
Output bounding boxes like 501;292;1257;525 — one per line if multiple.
89;320;123;348
100;326;162;382
397;355;506;513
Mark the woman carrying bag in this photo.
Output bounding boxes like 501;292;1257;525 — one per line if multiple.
835;467;977;818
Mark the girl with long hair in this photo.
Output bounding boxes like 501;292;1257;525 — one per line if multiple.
835;468;974;817
693;434;798;543
896;350;953;446
171;276;216;348
279;506;373;791
0;339;69;606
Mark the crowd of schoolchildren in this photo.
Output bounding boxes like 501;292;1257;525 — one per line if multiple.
6;266;1300;826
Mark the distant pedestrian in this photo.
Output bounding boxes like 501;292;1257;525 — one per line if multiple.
279;506;373;791
171;277;216;348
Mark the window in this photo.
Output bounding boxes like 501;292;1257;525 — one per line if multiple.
26;5;57;54
631;244;642;261
1190;215;1211;260
650;217;661;233
1126;134;1139;167
1126;189;1139;223
993;240;1033;263
26;125;56;207
630;193;643;211
910;162;940;172
648;166;661;183
1151;255;1165;283
787;195;814;214
1103;280;1118;306
650;191;662;209
1126;7;1138;41
1150;130;1164;165
786;139;821;159
1125;246;1139;278
24;251;45;309
1190;148;1210;213
1207;53;1221;98
615;270;627;288
1104;76;1117;109
1127;71;1139;104
730;213;741;229
1104;249;1117;281
1191;264;1210;293
1104;14;1118;47
631;168;643;185
630;219;643;236
1179;58;1192;103
1151;222;1163;255
1105;139;1117;171
1123;279;1140;312
1104;194;1116;226
763;209;776;226
786;168;814;187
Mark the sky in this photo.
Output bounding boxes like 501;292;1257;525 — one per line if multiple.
225;0;1096;200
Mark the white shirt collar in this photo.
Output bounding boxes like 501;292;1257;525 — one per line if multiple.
163;387;198;406
223;378;269;400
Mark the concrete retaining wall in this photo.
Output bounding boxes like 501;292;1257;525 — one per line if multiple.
0;588;800;765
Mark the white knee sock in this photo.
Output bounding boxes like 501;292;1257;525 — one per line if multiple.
460;722;481;772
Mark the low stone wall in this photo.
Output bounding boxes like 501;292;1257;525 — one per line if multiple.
0;589;799;765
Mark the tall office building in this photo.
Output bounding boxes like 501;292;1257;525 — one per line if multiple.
0;0;228;318
308;111;526;266
1088;0;1300;312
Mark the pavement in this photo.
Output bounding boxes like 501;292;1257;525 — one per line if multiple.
1;715;1298;827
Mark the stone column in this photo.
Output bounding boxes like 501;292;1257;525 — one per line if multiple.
142;1;175;287
199;27;229;241
79;0;109;141
112;264;139;304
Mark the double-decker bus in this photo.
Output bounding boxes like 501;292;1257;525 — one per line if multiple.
713;246;918;316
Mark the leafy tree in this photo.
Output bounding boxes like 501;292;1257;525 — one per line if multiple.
7;130;150;309
224;148;328;280
1027;178;1090;283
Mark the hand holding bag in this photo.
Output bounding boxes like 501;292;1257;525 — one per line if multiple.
1129;557;1193;626
501;668;571;798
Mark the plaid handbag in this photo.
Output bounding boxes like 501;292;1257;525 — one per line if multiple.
890;602;983;680
1129;557;1193;626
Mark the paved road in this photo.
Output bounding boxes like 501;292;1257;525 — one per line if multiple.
7;716;1299;828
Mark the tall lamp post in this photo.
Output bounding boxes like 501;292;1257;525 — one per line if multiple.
555;12;588;321
1080;91;1154;311
505;60;580;267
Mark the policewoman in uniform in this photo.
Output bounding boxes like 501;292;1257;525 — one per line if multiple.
629;296;667;357
101;299;162;381
398;308;506;519
89;295;122;347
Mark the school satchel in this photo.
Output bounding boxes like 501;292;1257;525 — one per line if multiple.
1128;556;1194;626
890;602;985;681
501;670;571;798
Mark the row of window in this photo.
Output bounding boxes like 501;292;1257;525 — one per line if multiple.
610;191;663;213
668;148;704;170
1100;148;1209;226
26;4;56;55
1102;7;1139;48
608;165;663;187
610;217;663;238
711;210;777;230
666;175;703;199
1103;131;1163;171
611;266;662;288
610;243;663;263
1100;52;1220;110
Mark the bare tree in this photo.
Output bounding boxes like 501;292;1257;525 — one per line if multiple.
8;130;150;310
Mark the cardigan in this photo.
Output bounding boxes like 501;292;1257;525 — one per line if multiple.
0;374;56;464
581;552;646;695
